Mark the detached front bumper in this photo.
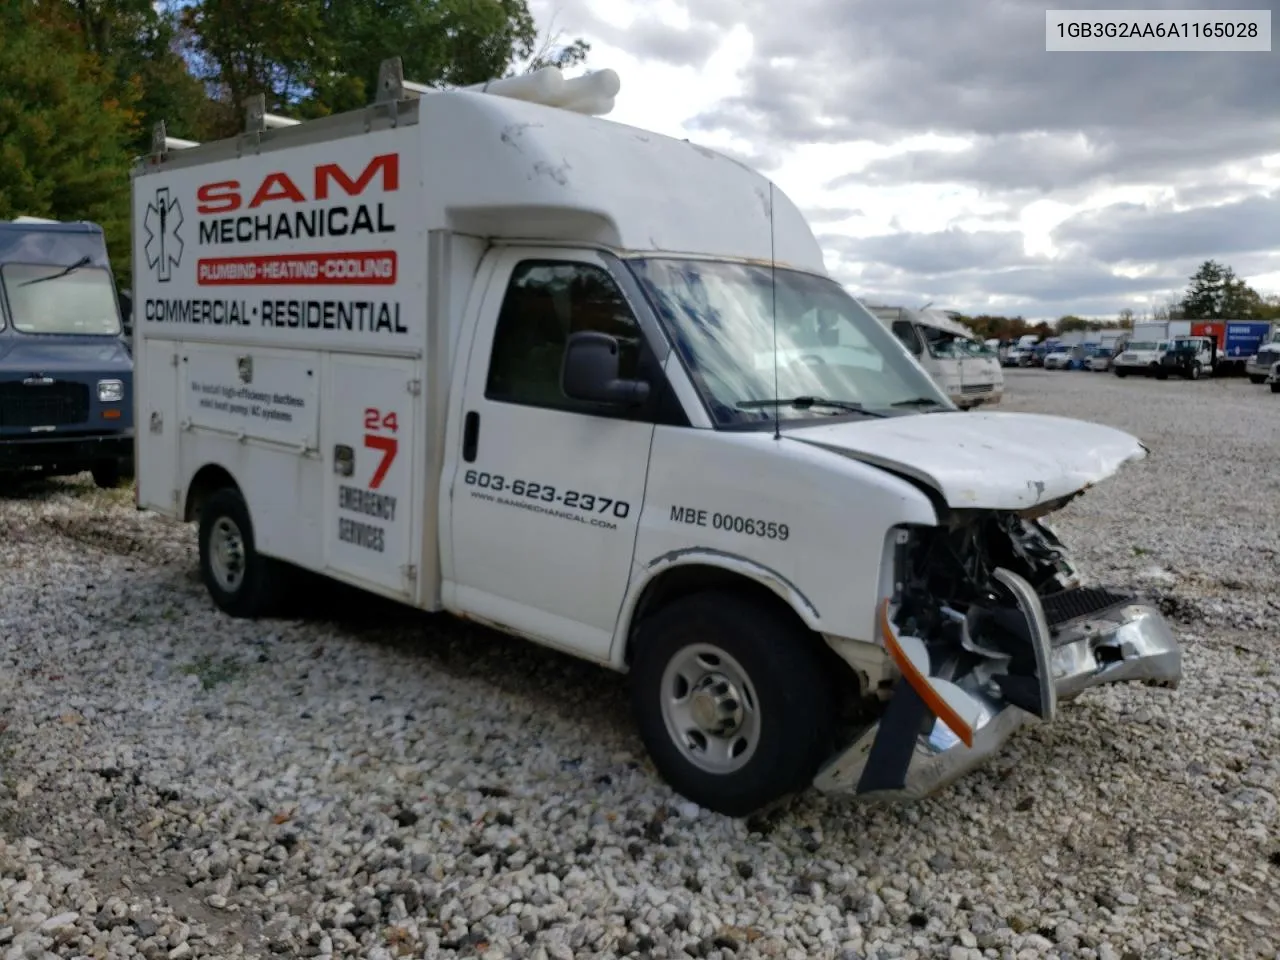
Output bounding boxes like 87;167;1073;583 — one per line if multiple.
814;577;1182;801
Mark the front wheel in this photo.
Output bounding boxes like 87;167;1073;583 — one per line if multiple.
1250;375;1266;385
1272;383;1280;394
91;460;122;489
197;487;282;618
629;590;839;818
1189;361;1202;380
1115;368;1127;378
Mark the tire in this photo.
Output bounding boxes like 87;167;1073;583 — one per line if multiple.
1272;383;1280;394
197;486;282;618
1250;375;1265;385
1190;361;1201;381
628;589;839;818
1115;368;1127;378
91;460;122;489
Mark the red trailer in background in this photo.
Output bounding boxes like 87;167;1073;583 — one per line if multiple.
1191;321;1224;350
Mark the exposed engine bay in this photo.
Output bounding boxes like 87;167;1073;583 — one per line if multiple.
813;499;1184;801
888;508;1086;720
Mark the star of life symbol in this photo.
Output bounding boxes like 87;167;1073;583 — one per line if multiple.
143;186;184;282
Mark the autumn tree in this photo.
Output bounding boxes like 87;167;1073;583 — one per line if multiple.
0;1;138;271
51;0;219;151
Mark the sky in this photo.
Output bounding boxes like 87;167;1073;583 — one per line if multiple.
524;0;1280;322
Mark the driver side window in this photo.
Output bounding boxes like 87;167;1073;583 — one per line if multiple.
485;260;642;411
891;320;922;355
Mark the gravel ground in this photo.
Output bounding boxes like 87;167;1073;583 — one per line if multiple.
1;369;1279;960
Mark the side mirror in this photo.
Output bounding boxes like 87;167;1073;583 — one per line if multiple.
561;331;650;405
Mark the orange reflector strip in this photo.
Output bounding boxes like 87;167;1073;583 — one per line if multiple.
878;598;975;748
103;409;121;419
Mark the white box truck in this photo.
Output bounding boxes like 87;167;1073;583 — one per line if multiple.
868;306;1004;409
129;58;1181;817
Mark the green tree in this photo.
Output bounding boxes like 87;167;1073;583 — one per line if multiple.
180;0;591;122
0;2;138;273
1179;259;1264;319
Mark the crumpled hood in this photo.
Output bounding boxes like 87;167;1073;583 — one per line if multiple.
785;411;1147;510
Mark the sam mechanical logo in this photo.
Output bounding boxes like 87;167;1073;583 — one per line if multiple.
144;186;185;282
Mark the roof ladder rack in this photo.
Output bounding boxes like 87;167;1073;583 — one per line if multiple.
375;55;620;116
243;93;304;133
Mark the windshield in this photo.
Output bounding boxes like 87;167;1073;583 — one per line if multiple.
627;258;952;426
1127;341;1157;351
0;262;121;335
919;326;985;359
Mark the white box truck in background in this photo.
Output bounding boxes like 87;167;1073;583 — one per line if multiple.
130;57;1181;817
868;306;1004;409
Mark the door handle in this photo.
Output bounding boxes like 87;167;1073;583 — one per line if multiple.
462;410;480;463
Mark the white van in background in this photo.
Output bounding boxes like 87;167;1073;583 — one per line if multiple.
870;306;1004;409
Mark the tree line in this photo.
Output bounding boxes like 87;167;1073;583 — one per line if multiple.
954;260;1280;341
0;0;589;275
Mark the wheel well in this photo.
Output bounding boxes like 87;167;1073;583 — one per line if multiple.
624;563;861;696
184;465;239;522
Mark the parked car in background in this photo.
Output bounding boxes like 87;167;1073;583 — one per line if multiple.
1042;345;1075;370
1087;343;1116;372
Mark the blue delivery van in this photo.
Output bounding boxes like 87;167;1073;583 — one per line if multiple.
0;217;134;488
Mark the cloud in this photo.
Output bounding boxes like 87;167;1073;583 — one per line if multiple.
821;228;1032;274
1053;193;1280;263
683;0;1280;192
803;205;863;224
526;0;1280;318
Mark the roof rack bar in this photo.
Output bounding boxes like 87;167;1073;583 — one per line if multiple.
150;120;199;157
244;94;303;134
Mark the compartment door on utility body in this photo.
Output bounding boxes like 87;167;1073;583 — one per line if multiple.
446;248;664;660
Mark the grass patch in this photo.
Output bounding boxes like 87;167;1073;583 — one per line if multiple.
179;655;242;690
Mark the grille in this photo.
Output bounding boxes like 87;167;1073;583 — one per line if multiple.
1257;349;1280;366
1040;586;1132;628
0;380;90;428
961;383;993;394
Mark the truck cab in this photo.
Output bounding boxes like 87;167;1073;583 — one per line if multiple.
1159;335;1216;380
872;306;1004;409
0;218;134;487
1247;331;1280;384
1112;339;1169;378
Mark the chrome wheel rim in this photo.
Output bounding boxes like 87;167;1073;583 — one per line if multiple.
660;643;760;774
208;516;246;593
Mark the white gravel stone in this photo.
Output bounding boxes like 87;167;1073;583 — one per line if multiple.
0;370;1278;959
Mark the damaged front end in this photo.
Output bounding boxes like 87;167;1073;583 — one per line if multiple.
814;507;1182;801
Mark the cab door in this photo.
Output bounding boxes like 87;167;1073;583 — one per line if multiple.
443;247;667;661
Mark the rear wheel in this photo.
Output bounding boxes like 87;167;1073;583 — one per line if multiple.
197;487;283;618
1272;383;1280;394
1250;375;1266;385
629;589;839;818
